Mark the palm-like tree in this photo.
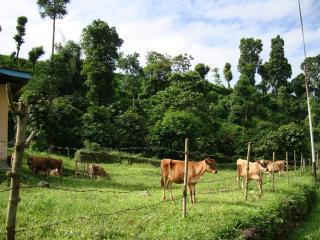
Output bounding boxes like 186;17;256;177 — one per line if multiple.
37;0;70;57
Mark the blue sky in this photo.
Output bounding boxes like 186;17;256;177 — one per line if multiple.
1;0;320;85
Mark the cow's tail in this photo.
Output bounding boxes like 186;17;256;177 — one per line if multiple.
160;160;165;187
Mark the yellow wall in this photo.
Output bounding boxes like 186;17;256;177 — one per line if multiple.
0;84;8;166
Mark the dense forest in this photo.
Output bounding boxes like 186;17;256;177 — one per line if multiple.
1;7;319;162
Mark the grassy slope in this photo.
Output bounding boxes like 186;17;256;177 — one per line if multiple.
289;189;320;240
0;150;316;240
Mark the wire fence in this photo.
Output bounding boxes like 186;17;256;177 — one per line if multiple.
1;143;318;239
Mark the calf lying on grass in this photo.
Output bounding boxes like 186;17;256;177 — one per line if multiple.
160;158;218;204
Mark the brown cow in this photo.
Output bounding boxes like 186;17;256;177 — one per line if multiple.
236;159;269;195
27;156;63;177
160;158;218;204
265;160;286;178
88;164;109;179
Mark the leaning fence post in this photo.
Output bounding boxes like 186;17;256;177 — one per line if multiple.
300;154;303;176
244;142;251;201
294;150;296;176
183;138;189;218
272;152;275;191
286;152;289;183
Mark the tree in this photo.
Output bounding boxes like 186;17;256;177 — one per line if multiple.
143;51;172;96
81;19;123;105
37;0;70;57
238;38;263;85
259;35;292;94
28;46;45;70
194;63;210;80
117;52;143;107
212;67;222;85
13;16;28;60
223;62;233;88
302;54;320;98
171;53;193;73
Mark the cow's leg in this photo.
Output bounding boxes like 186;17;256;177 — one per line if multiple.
241;177;245;189
192;184;196;204
257;179;263;196
162;177;170;201
188;184;193;204
169;182;174;201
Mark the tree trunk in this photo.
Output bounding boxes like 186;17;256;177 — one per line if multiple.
6;102;28;240
52;15;56;57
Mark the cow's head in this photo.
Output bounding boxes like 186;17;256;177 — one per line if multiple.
256;160;269;173
204;158;218;174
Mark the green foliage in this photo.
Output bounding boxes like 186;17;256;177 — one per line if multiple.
258;122;305;158
81;19;123;105
223;62;233;88
13;16;28;59
148;110;206;158
194;63;210;79
143;51;172;96
28;46;45;69
259;35;292;94
238;38;263;85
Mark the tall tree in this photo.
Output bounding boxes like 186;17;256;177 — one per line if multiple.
212;67;222;85
223;62;233;88
171;53;193;73
13;16;28;60
238;38;263;85
143;51;172;96
118;52;143;107
28;46;45;70
302;54;320;98
194;63;210;80
37;0;70;57
81;19;123;105
259;35;292;94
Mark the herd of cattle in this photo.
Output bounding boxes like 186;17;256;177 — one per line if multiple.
7;155;109;179
160;158;285;203
7;154;285;203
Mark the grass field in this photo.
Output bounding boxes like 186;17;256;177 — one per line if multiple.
0;151;317;239
289;189;320;240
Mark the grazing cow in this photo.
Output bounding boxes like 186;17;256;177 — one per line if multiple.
160;158;218;204
236;159;269;195
88;164;109;179
265;160;286;178
27;156;63;177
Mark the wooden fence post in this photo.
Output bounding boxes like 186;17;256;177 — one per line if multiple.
286;152;289;183
183;138;189;218
5;84;34;240
244;142;251;201
272;152;275;191
294;150;296;176
300;154;303;176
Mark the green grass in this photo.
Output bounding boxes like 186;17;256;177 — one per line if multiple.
0;150;316;239
289;189;320;240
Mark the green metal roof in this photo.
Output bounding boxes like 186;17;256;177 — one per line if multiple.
0;67;32;84
0;68;32;79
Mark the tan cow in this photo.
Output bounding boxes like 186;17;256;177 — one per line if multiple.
88;164;109;179
236;159;269;195
265;160;286;178
160;158;218;204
